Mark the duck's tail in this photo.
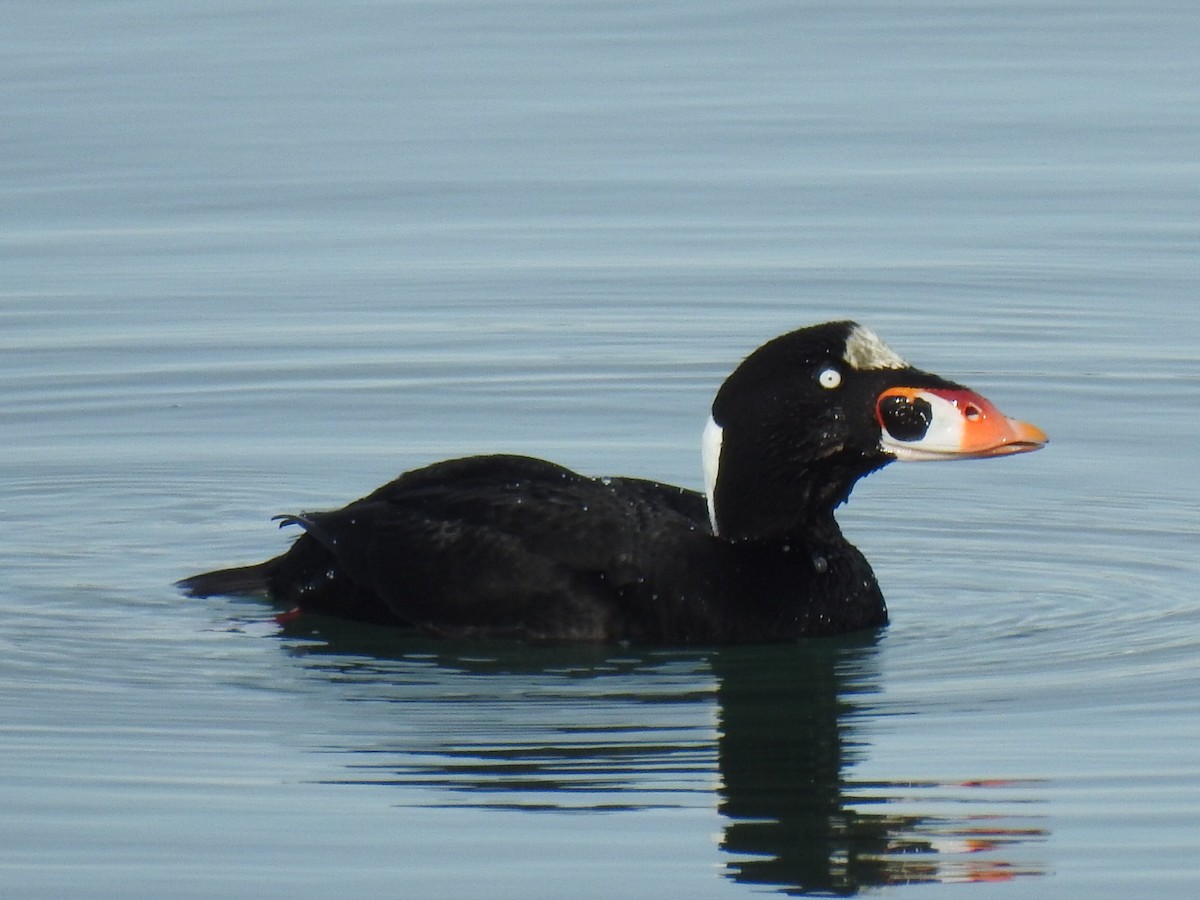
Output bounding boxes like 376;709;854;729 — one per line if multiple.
176;560;276;597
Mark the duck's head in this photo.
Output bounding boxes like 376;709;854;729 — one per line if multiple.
703;321;1047;541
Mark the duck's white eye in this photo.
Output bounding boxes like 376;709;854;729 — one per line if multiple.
818;367;842;389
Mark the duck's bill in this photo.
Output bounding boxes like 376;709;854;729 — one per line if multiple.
876;387;1048;461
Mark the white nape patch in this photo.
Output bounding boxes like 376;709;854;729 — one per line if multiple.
701;415;723;535
843;324;909;371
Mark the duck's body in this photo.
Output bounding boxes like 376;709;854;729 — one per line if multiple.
179;321;1045;644
183;453;883;642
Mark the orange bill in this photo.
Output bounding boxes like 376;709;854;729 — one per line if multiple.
876;387;1047;461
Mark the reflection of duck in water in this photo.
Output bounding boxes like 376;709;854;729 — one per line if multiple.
180;321;1045;642
282;627;1047;892
712;641;1047;892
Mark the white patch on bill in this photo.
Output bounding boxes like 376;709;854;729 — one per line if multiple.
701;414;723;534
843;324;909;371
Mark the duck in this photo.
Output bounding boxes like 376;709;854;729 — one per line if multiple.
178;320;1046;643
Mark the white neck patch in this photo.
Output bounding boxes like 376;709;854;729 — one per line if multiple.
843;324;909;371
701;415;723;534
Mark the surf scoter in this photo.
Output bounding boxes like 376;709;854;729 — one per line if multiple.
178;321;1046;643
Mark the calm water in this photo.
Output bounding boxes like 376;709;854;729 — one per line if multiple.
3;1;1199;897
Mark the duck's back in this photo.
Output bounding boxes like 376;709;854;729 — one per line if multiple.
268;455;720;641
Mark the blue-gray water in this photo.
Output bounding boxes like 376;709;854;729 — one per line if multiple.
3;1;1198;897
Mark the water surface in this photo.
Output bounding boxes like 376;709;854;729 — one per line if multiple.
3;1;1198;897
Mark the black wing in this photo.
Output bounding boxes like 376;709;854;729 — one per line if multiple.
270;455;712;640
